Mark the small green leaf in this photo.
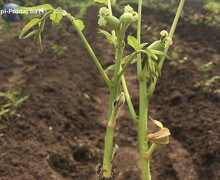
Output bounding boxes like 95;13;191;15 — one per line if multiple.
53;7;67;16
94;0;116;6
50;12;63;25
0;109;10;116
151;49;170;60
99;29;116;45
14;4;54;14
122;54;133;64
154;62;161;77
38;34;42;51
10;110;16;118
21;30;38;39
127;35;140;50
146;48;158;60
105;64;115;73
140;43;148;50
149;60;156;76
73;19;85;31
2;103;12;110
19;18;41;39
39;18;46;32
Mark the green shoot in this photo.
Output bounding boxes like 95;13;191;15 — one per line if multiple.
0;90;29;130
51;44;67;56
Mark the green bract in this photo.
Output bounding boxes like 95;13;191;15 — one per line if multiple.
148;40;165;52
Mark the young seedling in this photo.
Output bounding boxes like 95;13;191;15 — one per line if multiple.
194;62;220;93
0;90;28;130
16;0;185;179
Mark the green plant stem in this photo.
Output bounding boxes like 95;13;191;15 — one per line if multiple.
103;37;124;178
108;0;138;135
138;80;151;180
66;14;112;88
118;50;146;77
121;75;138;125
136;0;151;179
148;0;185;98
145;143;157;160
137;0;143;77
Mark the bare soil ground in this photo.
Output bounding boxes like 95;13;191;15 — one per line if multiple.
0;4;219;180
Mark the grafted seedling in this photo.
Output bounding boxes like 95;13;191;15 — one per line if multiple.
16;0;185;179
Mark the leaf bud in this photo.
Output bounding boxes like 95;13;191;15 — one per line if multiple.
105;15;120;30
113;92;125;109
119;13;133;26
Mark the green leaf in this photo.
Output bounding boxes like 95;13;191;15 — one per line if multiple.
2;103;12;110
149;59;156;76
50;12;63;25
94;0;116;6
38;34;42;51
122;54;133;64
19;18;41;39
10;110;16;118
127;35;140;50
140;43;148;50
99;29;116;45
21;30;38;39
146;48;158;60
0;109;10;116
34;32;38;43
154;62;161;77
53;7;68;16
39;18;46;32
73;19;85;31
14;4;54;14
13;96;29;106
151;49;170;60
105;64;115;73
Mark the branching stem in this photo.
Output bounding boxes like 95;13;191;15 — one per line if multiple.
148;0;185;98
66;14;113;88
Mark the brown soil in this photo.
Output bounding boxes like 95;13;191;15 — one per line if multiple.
0;4;220;180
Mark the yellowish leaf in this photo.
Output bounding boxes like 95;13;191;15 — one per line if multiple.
149;116;164;129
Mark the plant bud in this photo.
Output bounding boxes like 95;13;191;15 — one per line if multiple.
119;13;133;26
148;128;170;145
108;92;125;130
148;40;165;52
132;12;139;21
105;15;120;30
111;144;119;164
114;92;125;109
